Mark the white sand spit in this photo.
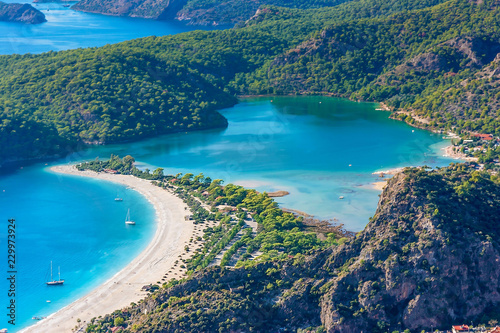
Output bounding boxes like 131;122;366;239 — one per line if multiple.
20;164;194;333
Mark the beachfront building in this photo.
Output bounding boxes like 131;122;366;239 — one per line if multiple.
452;325;469;333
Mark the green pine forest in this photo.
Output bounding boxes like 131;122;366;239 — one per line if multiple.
1;0;500;163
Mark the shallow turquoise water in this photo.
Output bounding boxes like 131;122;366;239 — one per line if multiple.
0;166;155;331
0;95;456;331
69;96;454;229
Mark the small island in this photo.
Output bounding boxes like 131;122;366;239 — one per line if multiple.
0;1;46;24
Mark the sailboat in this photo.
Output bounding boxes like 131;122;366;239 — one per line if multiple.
125;209;135;225
46;261;64;286
114;193;123;202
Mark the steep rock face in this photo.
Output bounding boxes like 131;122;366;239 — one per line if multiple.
444;36;500;67
320;167;500;331
87;165;500;333
72;0;187;19
33;0;73;3
0;1;46;24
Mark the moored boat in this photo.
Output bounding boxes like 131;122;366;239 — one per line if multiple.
125;208;135;225
46;261;64;286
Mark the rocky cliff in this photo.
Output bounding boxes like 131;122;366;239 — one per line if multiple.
86;164;500;332
71;0;187;19
71;0;347;24
0;1;46;24
33;0;75;3
319;165;500;332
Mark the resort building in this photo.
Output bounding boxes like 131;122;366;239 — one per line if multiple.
452;325;470;333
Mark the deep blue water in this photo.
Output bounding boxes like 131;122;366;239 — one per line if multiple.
0;1;225;55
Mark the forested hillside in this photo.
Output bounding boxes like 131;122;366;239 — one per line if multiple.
175;0;350;25
2;0;500;163
0;48;233;162
239;0;500;137
85;165;500;332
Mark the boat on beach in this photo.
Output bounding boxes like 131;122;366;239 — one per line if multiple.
46;261;64;286
125;209;135;225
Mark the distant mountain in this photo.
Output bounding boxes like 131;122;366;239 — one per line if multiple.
175;0;351;26
33;0;76;3
85;165;500;332
72;0;352;25
0;1;46;24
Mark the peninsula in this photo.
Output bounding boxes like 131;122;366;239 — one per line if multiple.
0;1;46;24
22;154;348;332
19;155;500;332
85;163;500;332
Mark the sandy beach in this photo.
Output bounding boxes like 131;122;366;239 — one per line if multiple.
20;164;196;333
372;167;406;176
443;145;478;162
371;181;388;191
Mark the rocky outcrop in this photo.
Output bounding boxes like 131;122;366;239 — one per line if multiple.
87;165;500;332
71;0;347;25
71;0;187;20
0;1;46;24
444;36;500;67
32;0;73;3
320;167;500;331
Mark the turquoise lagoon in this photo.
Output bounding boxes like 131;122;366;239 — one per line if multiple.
70;96;455;230
0;8;457;328
0;96;457;331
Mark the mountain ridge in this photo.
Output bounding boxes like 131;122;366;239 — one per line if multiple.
72;0;187;19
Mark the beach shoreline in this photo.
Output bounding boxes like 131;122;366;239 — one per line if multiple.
20;164;196;333
442;144;478;162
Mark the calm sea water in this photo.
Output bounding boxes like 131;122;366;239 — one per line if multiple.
0;8;456;330
0;1;225;55
0;167;156;331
